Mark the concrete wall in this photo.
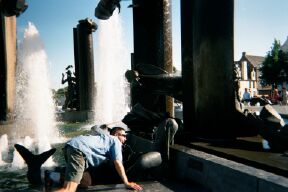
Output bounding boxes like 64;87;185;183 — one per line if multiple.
170;144;288;192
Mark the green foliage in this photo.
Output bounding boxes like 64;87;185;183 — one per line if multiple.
259;39;288;86
58;122;90;137
56;87;67;95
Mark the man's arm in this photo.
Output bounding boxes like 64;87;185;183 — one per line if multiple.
113;160;142;191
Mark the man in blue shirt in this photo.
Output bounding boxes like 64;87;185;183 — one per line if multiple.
242;88;251;102
54;127;142;192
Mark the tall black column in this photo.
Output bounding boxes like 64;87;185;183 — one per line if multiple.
73;27;80;110
181;0;194;136
132;0;173;115
163;0;174;117
76;18;97;111
181;0;235;138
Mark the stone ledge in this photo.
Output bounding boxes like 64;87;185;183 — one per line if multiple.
57;110;94;122
170;144;288;192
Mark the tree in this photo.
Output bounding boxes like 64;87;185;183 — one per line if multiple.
259;39;288;87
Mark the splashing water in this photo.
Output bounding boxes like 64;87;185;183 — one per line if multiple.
94;14;130;125
11;136;33;169
0;134;9;165
11;22;59;167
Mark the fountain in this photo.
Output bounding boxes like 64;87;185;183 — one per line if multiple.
94;13;130;126
0;22;61;170
0;22;63;190
0;134;8;165
0;9;134;189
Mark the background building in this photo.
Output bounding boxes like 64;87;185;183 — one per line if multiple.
235;52;265;99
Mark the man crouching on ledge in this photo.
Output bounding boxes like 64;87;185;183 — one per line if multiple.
53;126;142;192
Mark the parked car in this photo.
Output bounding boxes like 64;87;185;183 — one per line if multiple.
240;97;272;116
242;105;263;116
242;97;272;106
249;97;272;106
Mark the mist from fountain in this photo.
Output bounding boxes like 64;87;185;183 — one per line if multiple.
94;13;130;126
10;136;34;169
0;134;8;165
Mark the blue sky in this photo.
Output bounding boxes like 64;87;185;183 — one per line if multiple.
235;0;288;59
16;0;288;89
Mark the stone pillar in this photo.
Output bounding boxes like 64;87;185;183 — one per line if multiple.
132;0;173;115
5;16;16;119
76;18;97;111
0;0;27;122
0;13;7;121
0;14;16;121
181;0;235;138
163;0;174;117
73;27;80;110
180;0;194;136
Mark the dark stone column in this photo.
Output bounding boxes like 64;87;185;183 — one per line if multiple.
73;28;80;110
181;0;235;138
0;1;27;122
0;13;7;121
132;0;173;115
76;18;97;111
181;0;194;136
163;0;174;117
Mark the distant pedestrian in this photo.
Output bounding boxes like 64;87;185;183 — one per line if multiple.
271;88;280;104
282;87;288;105
242;88;251;104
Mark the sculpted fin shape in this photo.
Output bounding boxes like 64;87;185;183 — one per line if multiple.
14;144;56;185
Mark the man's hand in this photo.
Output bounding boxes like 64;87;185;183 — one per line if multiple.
113;160;143;191
125;182;143;191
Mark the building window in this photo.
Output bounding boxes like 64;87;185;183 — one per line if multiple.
251;69;256;80
242;61;248;80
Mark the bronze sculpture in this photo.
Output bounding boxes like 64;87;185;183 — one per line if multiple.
61;66;78;110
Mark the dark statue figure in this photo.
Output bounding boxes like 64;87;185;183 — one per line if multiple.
256;105;288;151
123;64;182;161
124;64;288;153
0;0;28;17
125;64;182;112
61;65;78;110
125;68;182;102
94;0;121;20
14;144;56;185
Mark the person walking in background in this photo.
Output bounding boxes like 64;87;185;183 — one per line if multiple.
282;87;288;105
242;88;251;105
271;88;280;104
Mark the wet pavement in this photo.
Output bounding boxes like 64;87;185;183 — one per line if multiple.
76;180;210;192
0;180;209;192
